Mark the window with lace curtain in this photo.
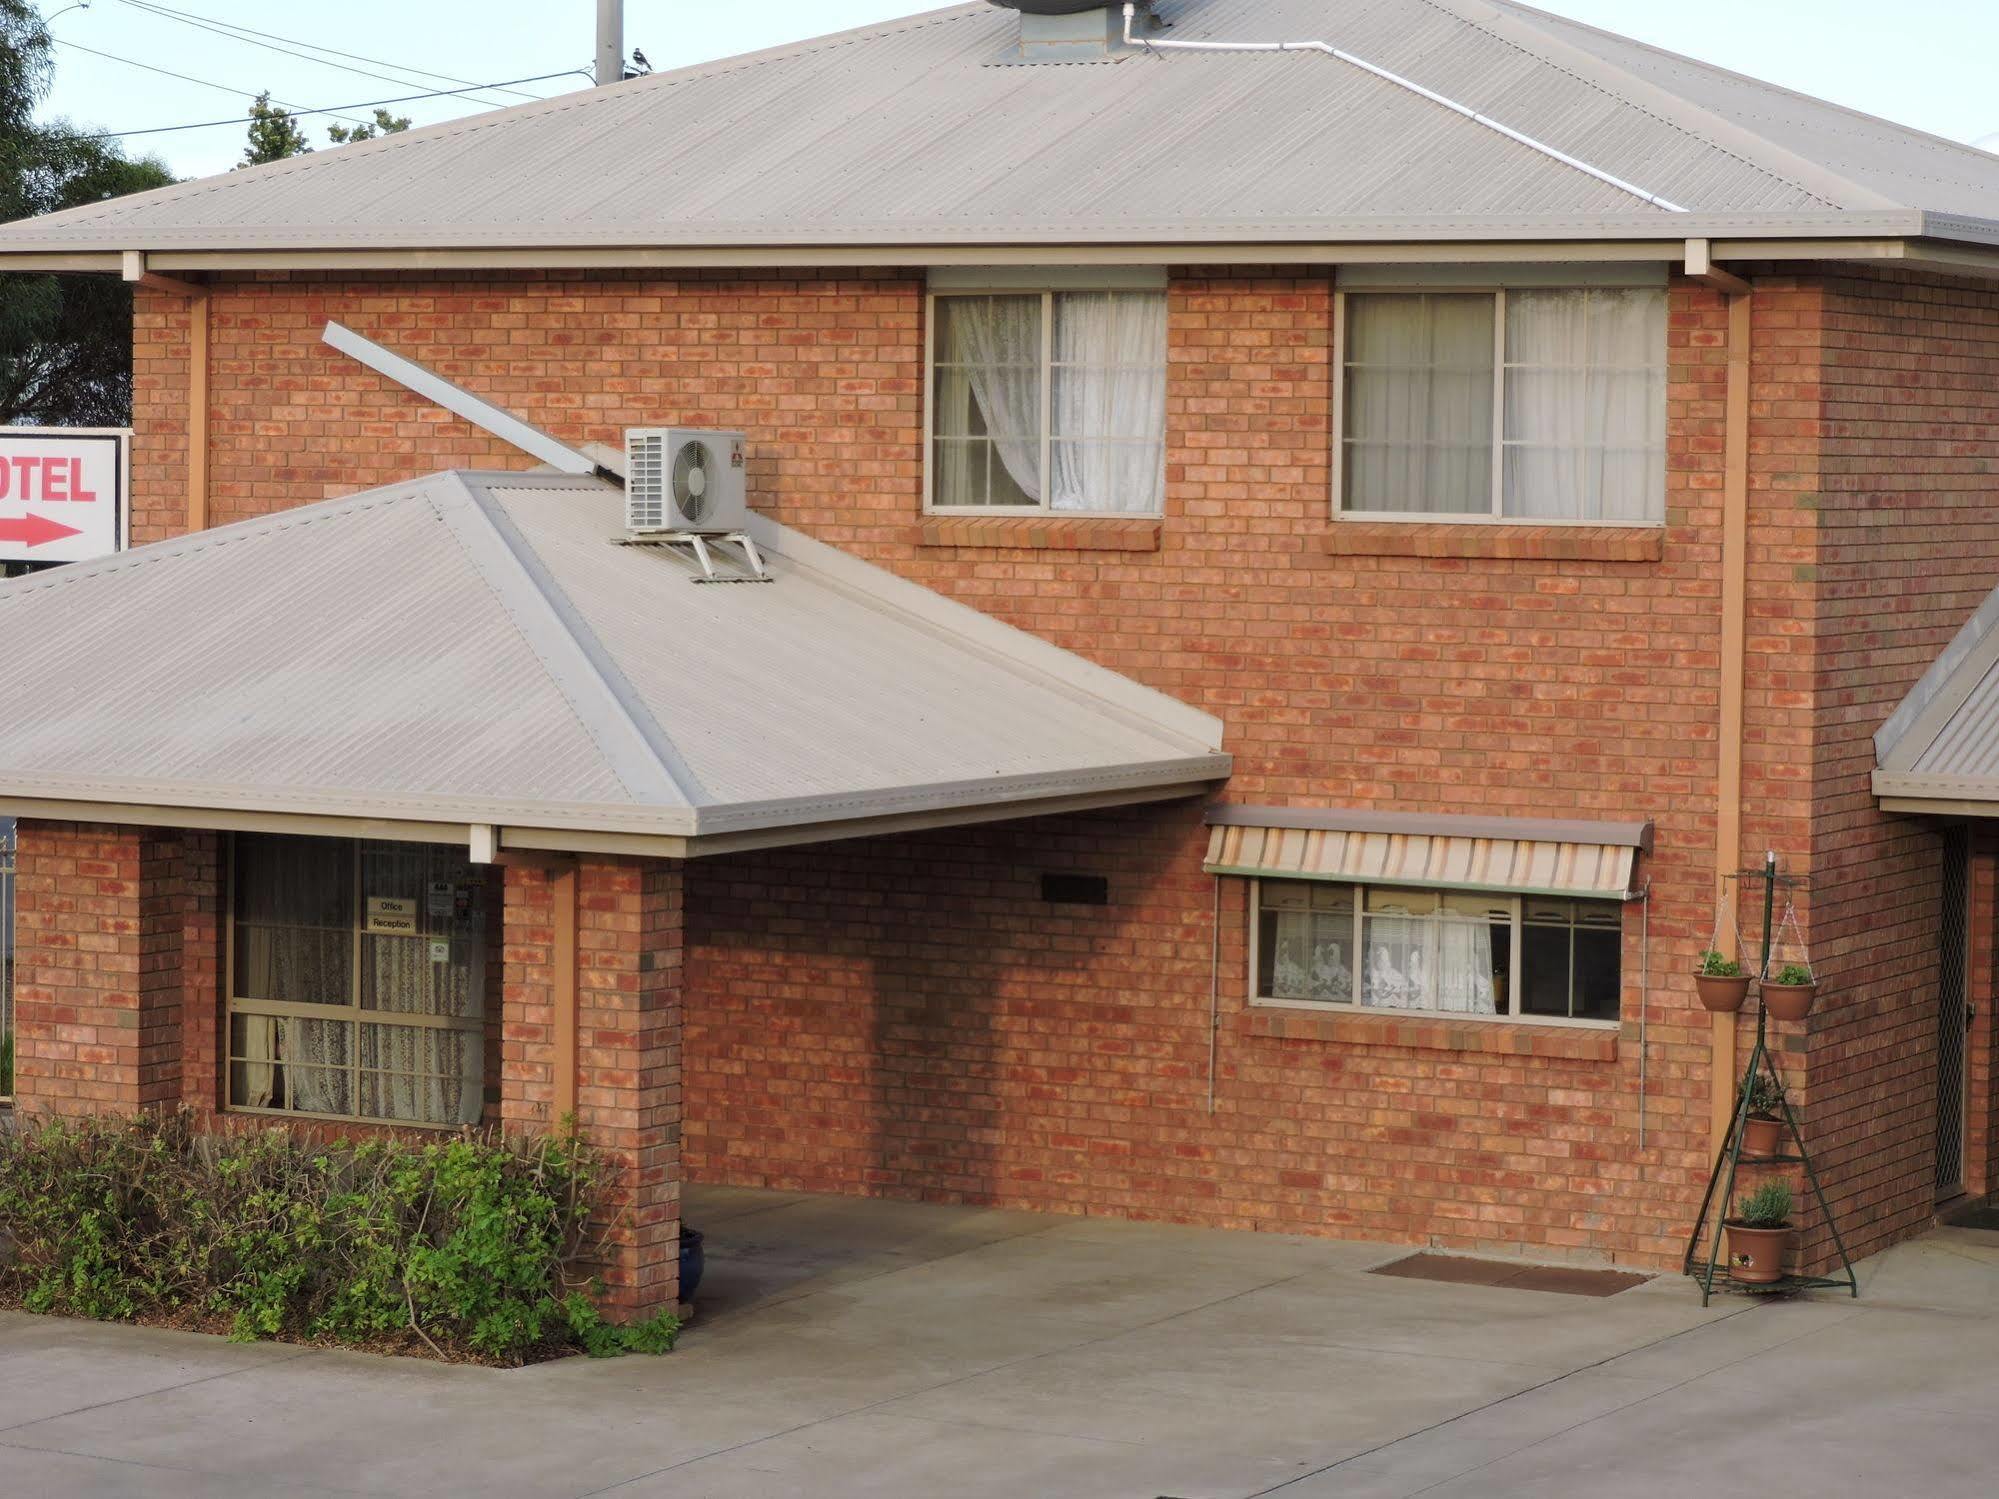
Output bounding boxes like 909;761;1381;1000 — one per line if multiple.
1337;287;1667;523
227;835;488;1127
1253;880;1622;1025
927;288;1168;515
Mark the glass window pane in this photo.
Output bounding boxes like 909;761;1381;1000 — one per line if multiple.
360;1023;482;1126
232;1015;353;1116
1342;293;1494;514
931;294;1043;508
1257;882;1354;1005
1573;928;1621;1022
234;924;351;1008
1049;291;1166;515
360;842;486;1020
1502;288;1665;522
233;833;351;929
1520;921;1573;1018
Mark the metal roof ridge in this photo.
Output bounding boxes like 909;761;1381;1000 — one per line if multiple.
1430;0;1899;214
739;510;1224;755
437;471;707;810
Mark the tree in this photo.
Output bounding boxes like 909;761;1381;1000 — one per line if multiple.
241;91;311;166
327;108;412;146
0;1;176;427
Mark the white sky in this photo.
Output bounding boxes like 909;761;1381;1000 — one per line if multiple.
33;0;1999;183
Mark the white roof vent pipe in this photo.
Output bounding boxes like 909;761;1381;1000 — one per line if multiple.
1115;3;1687;213
989;1;1151;61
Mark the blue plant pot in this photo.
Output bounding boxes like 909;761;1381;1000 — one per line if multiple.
679;1226;705;1303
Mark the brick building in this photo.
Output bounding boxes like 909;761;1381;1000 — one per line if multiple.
4;0;1999;1314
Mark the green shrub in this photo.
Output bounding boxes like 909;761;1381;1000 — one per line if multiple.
0;1112;677;1365
1697;949;1742;978
1771;963;1814;986
1734;1179;1794;1229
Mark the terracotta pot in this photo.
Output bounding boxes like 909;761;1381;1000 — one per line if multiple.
1695;974;1751;1013
1741;1115;1785;1158
1724;1221;1794;1285
1762;982;1817;1022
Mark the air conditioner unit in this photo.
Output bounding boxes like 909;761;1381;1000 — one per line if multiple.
624;428;748;534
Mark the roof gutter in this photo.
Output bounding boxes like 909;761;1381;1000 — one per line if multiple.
1118;4;1687;214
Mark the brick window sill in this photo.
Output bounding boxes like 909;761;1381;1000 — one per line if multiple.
1324;522;1663;564
1243;1005;1620;1062
919;516;1162;552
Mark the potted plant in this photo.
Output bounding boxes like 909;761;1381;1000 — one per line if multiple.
1739;1072;1787;1158
1762;962;1817;1022
1695;949;1750;1012
1725;1180;1794;1285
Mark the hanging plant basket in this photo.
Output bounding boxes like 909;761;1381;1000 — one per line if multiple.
1762;963;1817;1021
1695;947;1749;1012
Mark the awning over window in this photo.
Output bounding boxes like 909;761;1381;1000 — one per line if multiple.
1202;807;1649;900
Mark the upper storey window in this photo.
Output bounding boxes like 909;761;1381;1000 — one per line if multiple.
1338;287;1667;524
928;287;1168;516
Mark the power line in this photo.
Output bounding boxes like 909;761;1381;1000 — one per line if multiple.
113;0;546;104
41;70;590;143
52;37;375;128
111;0;541;110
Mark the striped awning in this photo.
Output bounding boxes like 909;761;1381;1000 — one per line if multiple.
1202;807;1648;899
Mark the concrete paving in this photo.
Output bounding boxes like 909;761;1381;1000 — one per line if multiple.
1;1185;1996;1496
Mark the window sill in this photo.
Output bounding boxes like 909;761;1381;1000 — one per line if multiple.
1323;522;1663;564
1243;1005;1620;1061
919;516;1162;553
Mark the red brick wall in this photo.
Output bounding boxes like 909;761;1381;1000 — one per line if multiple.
1805;269;1999;1257
12;822;183;1115
502;856;682;1317
111;265;1992;1267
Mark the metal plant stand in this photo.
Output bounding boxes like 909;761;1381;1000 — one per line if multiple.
1682;855;1859;1305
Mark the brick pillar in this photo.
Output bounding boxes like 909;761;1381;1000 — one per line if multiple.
14;821;185;1117
502;854;682;1320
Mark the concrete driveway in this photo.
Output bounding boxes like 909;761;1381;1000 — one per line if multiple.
1;1184;1995;1497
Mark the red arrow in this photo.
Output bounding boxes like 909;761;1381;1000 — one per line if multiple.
0;512;82;548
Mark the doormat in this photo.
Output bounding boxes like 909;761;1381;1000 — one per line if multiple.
1370;1252;1650;1297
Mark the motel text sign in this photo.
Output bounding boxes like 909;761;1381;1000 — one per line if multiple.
0;427;128;565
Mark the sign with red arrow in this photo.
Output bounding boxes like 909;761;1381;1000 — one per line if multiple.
0;427;127;565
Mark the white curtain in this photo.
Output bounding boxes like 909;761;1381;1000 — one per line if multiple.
281;1017;351;1115
1050;291;1167;514
1343;293;1495;513
1503;288;1665;521
362;937;482;1125
941;295;1044;503
1362;913;1496;1014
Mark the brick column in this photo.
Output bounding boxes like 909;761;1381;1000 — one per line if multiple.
502;854;682;1320
13;821;185;1117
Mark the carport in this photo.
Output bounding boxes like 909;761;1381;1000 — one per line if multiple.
0;468;1227;1314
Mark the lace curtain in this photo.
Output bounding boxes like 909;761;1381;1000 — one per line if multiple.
1342;288;1666;521
1362;913;1498;1015
1503;288;1666;521
1050;291;1167;514
933;290;1166;513
936;294;1044;504
1343;292;1496;514
231;836;484;1126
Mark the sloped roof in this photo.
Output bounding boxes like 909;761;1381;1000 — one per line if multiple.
4;0;1996;257
0;471;1227;851
1874;585;1999;809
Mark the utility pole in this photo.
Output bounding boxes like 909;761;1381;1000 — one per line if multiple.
596;0;624;87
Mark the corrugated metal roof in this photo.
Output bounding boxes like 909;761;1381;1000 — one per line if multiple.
1874;581;1999;806
1202;821;1638;900
0;471;1227;846
1;0;1991;256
